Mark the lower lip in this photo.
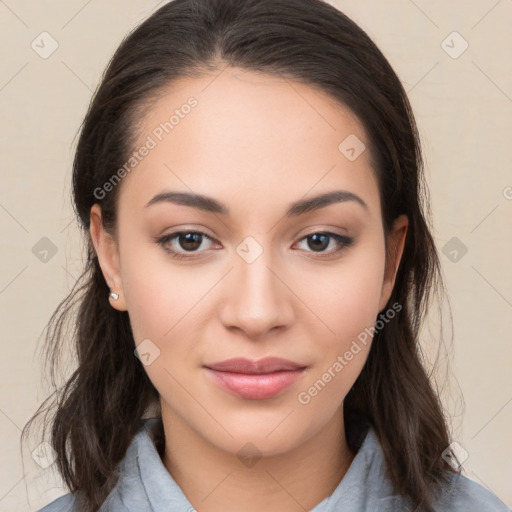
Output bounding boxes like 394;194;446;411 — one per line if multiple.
205;368;306;399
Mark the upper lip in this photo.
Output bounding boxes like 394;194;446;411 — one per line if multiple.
204;357;307;374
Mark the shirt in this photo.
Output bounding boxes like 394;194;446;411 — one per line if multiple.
37;417;510;512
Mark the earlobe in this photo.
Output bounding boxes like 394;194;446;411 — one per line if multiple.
378;214;408;312
89;204;127;311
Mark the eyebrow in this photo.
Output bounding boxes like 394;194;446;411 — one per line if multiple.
144;189;368;216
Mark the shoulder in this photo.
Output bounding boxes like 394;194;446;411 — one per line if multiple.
351;424;509;512
34;418;162;512
36;492;76;512
435;471;510;511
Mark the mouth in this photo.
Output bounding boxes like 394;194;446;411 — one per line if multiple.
204;356;306;374
203;357;308;399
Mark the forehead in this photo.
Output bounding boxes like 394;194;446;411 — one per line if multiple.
116;67;380;221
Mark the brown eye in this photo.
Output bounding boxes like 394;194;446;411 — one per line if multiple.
306;233;330;252
295;232;353;256
156;231;216;259
177;232;203;251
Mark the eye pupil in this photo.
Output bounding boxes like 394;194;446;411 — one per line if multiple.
308;233;329;252
179;232;202;251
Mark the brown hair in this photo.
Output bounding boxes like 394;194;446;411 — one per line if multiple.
23;0;457;510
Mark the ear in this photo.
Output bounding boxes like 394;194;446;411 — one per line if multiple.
378;214;408;312
89;203;127;311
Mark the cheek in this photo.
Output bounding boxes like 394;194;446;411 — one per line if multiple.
296;236;386;346
294;277;378;429
293;237;386;405
120;240;208;343
120;253;208;401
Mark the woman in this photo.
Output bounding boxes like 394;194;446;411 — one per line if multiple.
24;0;509;511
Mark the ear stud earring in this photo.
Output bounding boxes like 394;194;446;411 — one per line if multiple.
109;291;119;300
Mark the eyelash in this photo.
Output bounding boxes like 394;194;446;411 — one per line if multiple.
155;230;354;260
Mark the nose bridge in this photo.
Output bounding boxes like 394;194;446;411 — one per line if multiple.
220;235;293;337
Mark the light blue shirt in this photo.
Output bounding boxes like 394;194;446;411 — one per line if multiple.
38;417;510;511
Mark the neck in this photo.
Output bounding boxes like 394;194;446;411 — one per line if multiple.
161;406;355;512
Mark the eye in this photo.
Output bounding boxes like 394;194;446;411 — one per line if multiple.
155;230;353;260
155;231;217;259
295;232;353;257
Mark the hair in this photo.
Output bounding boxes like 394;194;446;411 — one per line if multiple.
22;0;458;511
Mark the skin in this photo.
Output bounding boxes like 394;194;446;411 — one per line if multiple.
89;66;408;512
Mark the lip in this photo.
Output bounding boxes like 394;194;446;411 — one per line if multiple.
204;357;306;374
204;357;307;400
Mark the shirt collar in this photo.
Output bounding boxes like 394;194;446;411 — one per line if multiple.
108;416;394;511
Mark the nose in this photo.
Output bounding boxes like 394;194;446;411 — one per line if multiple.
218;244;295;340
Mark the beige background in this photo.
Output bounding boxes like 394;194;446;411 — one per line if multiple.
0;0;511;510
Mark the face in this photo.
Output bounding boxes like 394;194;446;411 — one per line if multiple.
90;67;407;457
